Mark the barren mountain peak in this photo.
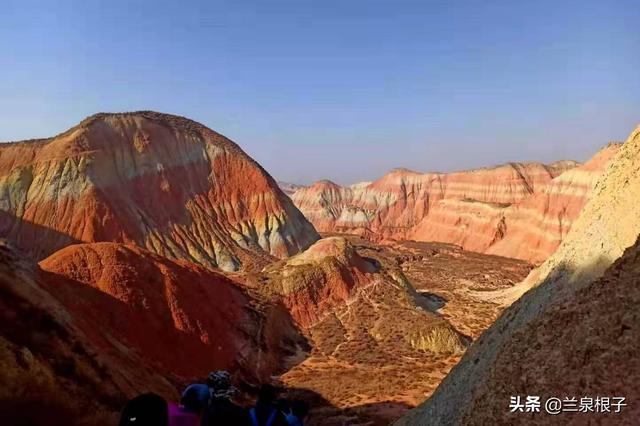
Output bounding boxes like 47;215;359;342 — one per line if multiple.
0;111;319;271
313;179;342;188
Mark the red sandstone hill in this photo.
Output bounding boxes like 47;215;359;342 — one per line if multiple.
292;147;619;263
258;237;378;328
409;143;620;262
0;111;319;271
485;143;621;262
292;162;576;234
256;235;467;357
39;242;301;382
291;162;576;238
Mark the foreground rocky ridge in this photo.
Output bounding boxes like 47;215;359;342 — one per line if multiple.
292;147;619;264
461;235;640;424
0;111;319;271
397;125;640;425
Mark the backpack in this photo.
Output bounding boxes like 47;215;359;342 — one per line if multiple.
249;407;277;426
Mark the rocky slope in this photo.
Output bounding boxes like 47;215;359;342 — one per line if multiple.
259;237;378;328
246;236;470;424
292;149;618;263
257;237;466;353
277;236;532;425
460;235;640;425
397;124;640;425
0;112;319;271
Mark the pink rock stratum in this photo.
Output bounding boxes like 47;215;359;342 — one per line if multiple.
292;147;619;264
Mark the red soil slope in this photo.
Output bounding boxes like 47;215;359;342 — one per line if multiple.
0;111;318;271
0;242;177;425
259;237;378;328
39;242;302;382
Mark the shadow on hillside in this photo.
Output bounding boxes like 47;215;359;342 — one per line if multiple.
506;253;615;324
280;386;413;426
38;265;310;388
0;210;80;260
416;291;447;311
0;268;129;426
362;256;382;271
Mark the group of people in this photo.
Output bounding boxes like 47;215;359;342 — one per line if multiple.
119;370;309;426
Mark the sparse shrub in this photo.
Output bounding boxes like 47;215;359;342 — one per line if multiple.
409;326;466;354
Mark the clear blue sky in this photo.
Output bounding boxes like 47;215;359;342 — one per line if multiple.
2;0;639;184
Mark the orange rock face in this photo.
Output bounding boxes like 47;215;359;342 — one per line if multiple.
485;144;621;262
259;237;378;328
292;150;618;263
293;163;574;237
0;112;319;271
410;145;620;262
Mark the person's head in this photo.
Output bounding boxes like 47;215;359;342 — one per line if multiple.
180;384;209;413
291;400;309;420
207;370;237;399
207;370;230;389
119;393;168;426
257;384;278;405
